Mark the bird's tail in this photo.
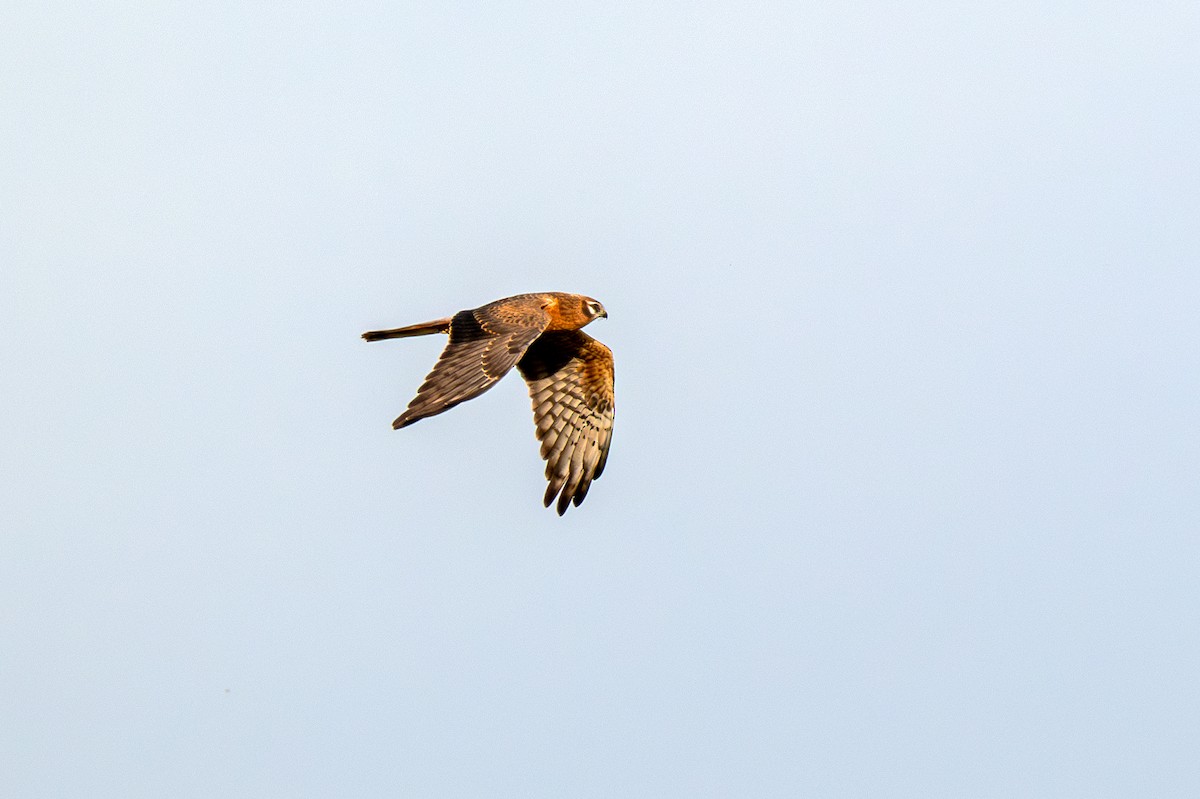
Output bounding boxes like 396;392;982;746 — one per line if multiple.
362;317;452;341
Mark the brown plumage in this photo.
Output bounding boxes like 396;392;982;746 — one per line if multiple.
363;292;615;515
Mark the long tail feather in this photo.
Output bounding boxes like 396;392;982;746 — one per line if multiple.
362;317;452;341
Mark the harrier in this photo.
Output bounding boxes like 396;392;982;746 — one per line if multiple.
363;292;615;515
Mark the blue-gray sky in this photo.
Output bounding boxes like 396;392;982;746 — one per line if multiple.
3;2;1199;796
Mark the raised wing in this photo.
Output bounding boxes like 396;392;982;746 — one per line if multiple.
393;302;550;429
517;330;615;514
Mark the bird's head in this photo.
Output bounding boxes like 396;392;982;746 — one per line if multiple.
543;292;608;330
582;296;608;321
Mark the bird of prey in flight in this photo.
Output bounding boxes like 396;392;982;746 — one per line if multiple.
364;292;614;515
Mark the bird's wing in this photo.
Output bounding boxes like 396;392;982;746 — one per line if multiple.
393;301;550;429
517;330;615;515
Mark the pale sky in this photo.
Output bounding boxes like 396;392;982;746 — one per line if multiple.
3;2;1199;796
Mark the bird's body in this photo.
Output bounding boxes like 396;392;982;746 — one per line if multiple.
363;292;614;515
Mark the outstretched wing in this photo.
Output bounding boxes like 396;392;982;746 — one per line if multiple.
517;330;615;515
393;300;550;429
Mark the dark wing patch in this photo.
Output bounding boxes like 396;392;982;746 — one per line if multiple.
517;330;615;515
393;303;550;429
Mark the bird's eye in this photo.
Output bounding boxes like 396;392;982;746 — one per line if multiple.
587;301;602;316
